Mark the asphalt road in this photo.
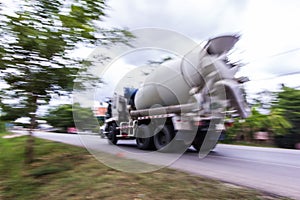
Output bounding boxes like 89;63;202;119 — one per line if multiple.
29;131;300;199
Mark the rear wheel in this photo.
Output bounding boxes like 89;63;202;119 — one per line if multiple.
192;129;219;152
192;143;200;152
136;125;154;150
192;129;207;152
153;125;175;151
107;124;118;145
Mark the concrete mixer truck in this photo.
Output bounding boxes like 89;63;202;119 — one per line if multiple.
104;35;250;152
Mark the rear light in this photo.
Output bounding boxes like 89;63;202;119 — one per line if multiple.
194;121;203;126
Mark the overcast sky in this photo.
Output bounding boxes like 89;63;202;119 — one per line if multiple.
2;0;300;113
98;0;300;96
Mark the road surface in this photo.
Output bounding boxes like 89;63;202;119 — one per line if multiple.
25;131;300;199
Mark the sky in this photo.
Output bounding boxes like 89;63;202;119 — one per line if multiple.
1;0;300;115
97;0;300;97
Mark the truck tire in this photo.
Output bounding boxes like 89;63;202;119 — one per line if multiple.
192;130;219;152
193;141;218;153
153;125;175;151
136;125;154;150
107;124;118;145
192;143;201;152
192;130;207;152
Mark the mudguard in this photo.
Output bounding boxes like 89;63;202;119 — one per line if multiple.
215;79;250;118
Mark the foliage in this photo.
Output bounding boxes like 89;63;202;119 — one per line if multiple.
244;107;291;136
226;106;292;142
0;0;132;123
226;87;299;142
44;104;75;132
0;0;132;163
44;103;98;132
275;86;300;132
264;107;292;135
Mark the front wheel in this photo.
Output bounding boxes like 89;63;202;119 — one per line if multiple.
107;124;118;145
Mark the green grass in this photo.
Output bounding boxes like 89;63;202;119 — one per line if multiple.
0;132;290;200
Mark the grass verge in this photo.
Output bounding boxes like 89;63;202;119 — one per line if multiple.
0;132;290;200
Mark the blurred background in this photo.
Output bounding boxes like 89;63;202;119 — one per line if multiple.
1;1;300;200
1;0;299;149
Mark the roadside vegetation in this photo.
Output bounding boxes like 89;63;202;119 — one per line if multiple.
222;86;300;149
0;132;289;200
44;103;101;133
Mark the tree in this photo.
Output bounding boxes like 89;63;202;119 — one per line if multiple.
275;86;300;132
226;101;291;142
264;107;292;136
45;104;76;132
243;107;266;140
0;0;132;163
244;107;291;136
45;104;97;132
271;86;300;148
